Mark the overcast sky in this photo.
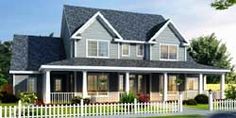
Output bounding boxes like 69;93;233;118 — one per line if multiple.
0;0;236;65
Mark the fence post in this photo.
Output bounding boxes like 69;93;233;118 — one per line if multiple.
134;98;137;114
209;90;213;111
0;106;2;118
178;91;183;112
18;100;22;117
80;99;84;116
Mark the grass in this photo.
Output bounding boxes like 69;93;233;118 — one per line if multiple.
148;115;205;118
184;104;208;110
0;103;17;106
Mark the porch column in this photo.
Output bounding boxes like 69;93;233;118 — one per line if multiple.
163;73;168;101
125;72;130;93
43;71;51;104
82;71;87;98
198;73;203;94
203;75;207;91
220;73;225;99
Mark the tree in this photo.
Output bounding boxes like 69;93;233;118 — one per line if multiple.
211;0;236;10
0;41;12;85
188;33;232;83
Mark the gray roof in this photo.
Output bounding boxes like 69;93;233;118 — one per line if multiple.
46;55;223;70
10;35;66;71
64;5;185;42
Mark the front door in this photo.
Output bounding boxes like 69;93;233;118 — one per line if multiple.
129;74;149;95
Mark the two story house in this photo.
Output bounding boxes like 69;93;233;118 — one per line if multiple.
10;5;229;104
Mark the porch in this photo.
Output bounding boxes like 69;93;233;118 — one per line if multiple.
42;71;225;104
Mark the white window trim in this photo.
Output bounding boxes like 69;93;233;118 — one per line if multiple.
86;39;110;58
136;44;144;57
121;43;130;57
159;43;178;61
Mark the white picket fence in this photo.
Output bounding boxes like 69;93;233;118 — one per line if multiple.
0;99;183;118
209;91;236;111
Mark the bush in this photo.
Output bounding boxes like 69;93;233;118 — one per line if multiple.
137;93;150;103
194;94;208;104
71;96;91;104
225;85;236;99
0;92;19;103
185;99;197;105
19;92;38;104
120;92;136;103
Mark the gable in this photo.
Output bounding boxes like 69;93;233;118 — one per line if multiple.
156;25;181;44
81;19;113;39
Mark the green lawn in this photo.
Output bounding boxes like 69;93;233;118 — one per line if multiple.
0;103;17;106
148;115;205;118
184;104;208;110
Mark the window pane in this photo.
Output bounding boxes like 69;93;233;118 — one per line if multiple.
27;77;36;92
161;45;168;59
168;75;177;94
88;41;97;56
98;41;108;57
88;75;97;95
55;79;62;92
137;45;144;56
186;78;198;90
98;74;108;93
122;44;129;56
169;46;177;59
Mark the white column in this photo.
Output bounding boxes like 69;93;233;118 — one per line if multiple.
203;75;207;91
74;40;78;57
220;73;225;99
163;73;168;101
198;73;203;94
82;71;87;98
12;74;16;95
43;71;51;104
125;72;130;93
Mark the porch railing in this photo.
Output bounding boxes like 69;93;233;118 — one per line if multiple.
51;92;82;104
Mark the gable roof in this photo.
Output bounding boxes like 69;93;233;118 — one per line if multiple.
63;5;171;42
10;35;66;71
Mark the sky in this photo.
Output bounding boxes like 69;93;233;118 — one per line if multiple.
0;0;236;65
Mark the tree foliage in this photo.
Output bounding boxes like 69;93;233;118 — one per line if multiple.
211;0;236;10
188;33;232;83
0;41;12;85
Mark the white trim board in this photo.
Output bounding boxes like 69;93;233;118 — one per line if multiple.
9;70;40;74
71;12;123;40
40;65;230;73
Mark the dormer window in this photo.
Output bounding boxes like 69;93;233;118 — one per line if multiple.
122;44;130;56
87;39;109;58
160;44;178;60
136;44;144;57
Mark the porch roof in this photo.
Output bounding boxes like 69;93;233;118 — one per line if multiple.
40;57;229;73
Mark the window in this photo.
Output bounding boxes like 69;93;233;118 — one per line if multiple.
88;73;109;96
186;78;198;90
136;44;144;57
160;44;178;60
119;74;124;91
122;44;129;56
27;77;37;92
55;79;62;92
87;40;109;57
168;75;177;94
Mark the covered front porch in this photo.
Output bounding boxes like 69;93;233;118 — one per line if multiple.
42;70;226;104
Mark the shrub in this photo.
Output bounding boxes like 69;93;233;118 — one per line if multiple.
225;85;236;99
71;96;90;104
194;94;208;104
0;92;19;103
1;84;13;94
120;92;136;103
19;92;38;104
185;99;197;105
137;93;150;103
35;99;44;105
